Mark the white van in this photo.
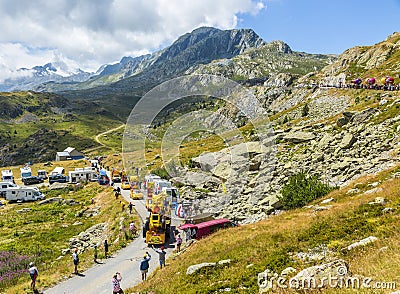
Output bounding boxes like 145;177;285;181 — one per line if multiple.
153;179;172;195
37;170;48;179
0;181;18;197
5;187;45;202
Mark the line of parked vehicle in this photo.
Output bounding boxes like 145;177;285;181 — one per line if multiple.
0;162;103;203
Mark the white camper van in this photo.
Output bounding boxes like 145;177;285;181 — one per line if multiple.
5;187;45;202
1;170;14;182
51;167;65;175
68;167;96;183
20;166;32;180
0;181;18;197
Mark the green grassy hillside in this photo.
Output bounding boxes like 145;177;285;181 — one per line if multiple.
0;91;123;166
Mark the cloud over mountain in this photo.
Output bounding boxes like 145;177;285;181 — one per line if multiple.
0;0;266;81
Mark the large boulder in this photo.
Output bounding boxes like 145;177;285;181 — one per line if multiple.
339;133;356;149
186;262;216;275
283;131;316;143
350;108;379;124
292;259;350;287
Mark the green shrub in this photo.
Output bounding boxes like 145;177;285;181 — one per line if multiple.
301;103;309;117
151;167;170;179
280;172;335;209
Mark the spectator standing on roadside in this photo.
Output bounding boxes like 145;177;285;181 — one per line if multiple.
128;202;133;214
94;245;98;263
176;235;182;252
72;249;79;274
140;252;151;281
104;239;109;258
152;245;167;269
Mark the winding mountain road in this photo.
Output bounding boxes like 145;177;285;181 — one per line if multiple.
46;185;178;294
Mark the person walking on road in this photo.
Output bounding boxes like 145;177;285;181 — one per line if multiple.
28;262;39;292
112;272;124;294
129;221;137;237
72;249;79;274
128;202;133;214
140;252;151;281
152;245;167;269
104;239;109;258
94;244;98;263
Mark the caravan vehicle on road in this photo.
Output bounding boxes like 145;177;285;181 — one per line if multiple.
5;187;45;202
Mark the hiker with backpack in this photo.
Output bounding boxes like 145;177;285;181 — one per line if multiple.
28;262;39;292
140;252;151;281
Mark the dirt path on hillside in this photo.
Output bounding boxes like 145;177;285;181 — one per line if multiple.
84;124;125;153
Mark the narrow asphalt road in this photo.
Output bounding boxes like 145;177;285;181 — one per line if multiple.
45;184;179;294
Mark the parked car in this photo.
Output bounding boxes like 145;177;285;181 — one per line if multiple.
49;174;68;184
22;176;44;185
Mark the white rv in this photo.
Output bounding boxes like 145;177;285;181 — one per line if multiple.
68;167;96;183
145;174;161;185
20;166;32;180
1;170;14;182
5;187;45;202
37;170;48;179
51;167;65;175
0;181;18;197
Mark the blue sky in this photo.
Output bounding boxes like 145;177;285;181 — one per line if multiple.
240;0;400;54
0;0;399;81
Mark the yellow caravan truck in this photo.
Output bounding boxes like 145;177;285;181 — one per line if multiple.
130;189;143;200
143;191;172;245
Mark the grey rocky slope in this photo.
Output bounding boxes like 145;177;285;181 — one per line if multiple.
167;85;400;224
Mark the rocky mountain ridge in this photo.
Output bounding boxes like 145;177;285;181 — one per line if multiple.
34;27;267;94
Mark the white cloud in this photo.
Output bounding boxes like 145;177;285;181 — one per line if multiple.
0;0;266;76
